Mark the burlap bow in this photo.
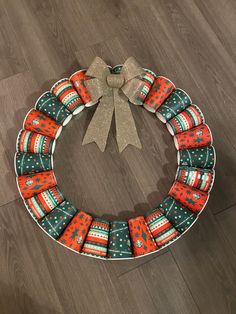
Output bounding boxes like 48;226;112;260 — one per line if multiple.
82;56;145;152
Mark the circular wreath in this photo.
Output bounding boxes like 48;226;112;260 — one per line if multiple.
15;57;216;260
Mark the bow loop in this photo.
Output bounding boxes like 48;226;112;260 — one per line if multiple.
121;57;145;81
85;78;104;102
82;57;144;152
86;56;110;80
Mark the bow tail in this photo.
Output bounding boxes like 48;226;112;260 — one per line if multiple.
114;90;142;152
82;96;114;152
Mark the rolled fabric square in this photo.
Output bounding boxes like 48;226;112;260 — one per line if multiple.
144;76;175;113
156;88;192;123
23;109;62;139
82;218;109;258
177;146;216;169
38;200;77;239
16;130;56;154
168;181;209;214
145;208;180;247
51;78;85;115
70;70;95;107
128;216;157;257
136;68;157;105
107;221;133;259
166;105;205;135
24;186;64;220
14;152;53;176
159;196;197;233
58;210;92;252
176;166;215;192
17;170;57;199
174;124;213;150
35;91;72;126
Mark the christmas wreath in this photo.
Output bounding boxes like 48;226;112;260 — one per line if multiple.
15;57;215;260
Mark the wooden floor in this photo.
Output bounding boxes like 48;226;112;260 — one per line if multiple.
0;0;236;313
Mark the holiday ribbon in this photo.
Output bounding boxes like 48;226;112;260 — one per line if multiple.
82;56;145;152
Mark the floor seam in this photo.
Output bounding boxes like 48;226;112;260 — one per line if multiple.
213;202;236;216
0;197;21;208
117;249;169;278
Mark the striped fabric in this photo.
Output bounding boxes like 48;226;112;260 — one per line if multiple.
145;208;180;247
82;218;109;258
137;69;156;104
51;78;84;113
176;166;214;192
17;130;54;154
167;105;205;134
24;186;64;220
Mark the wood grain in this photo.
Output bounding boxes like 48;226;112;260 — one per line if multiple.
0;0;236;313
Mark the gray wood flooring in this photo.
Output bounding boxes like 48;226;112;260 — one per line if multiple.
0;0;236;313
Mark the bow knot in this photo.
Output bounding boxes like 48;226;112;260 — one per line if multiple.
82;56;145;152
106;74;124;88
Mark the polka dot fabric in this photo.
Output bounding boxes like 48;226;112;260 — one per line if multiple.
108;221;132;259
38;200;77;239
156;88;192;123
35;92;72;126
15;61;215;260
159;196;197;233
15;152;52;176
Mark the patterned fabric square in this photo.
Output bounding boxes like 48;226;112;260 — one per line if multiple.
82;218;109;258
128;216;157;257
58;210;92;252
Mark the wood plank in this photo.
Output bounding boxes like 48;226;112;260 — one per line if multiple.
0;5;27;80
216;205;236;254
195;0;236;60
148;0;236;213
0;199;64;314
170;210;236;313
3;0;58;85
113;252;199;314
0;199;125;313
105;248;169;278
0;73;39;206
